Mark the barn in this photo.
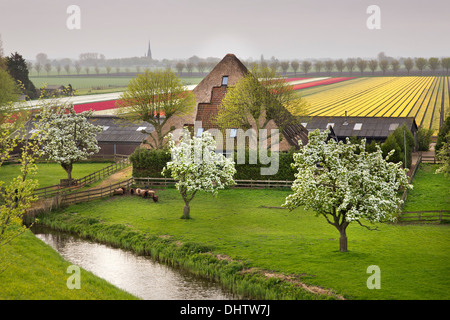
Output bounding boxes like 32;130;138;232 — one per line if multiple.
299;115;418;147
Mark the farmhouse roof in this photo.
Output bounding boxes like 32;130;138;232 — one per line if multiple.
191;53;309;149
88;115;154;143
299;116;418;140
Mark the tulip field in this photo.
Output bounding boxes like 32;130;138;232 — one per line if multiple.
296;76;450;133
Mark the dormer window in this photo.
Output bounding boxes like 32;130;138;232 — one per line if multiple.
229;128;237;138
196;128;204;137
222;76;229;86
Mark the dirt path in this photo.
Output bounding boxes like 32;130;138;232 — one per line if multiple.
88;166;132;190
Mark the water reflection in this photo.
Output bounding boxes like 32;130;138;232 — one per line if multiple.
32;227;239;300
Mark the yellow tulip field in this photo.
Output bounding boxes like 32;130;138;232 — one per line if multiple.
301;77;450;134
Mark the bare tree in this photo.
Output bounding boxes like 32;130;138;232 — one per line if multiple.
197;61;208;75
106;66;111;74
428;57;440;74
290;60;299;75
84;66;90;75
44;63;52;76
280;61;290;75
356;58;367;74
334;59;345;74
391;59;400;74
269;60;280;74
175;61;185;75
185;62;194;75
324;60;334;75
75;63;82;75
64;64;70;75
301;60;312;75
56;64;61;75
404;58;414;74
415;57;427;74
314;61;324;73
379;59;389;75
441;57;450;74
368;59;378;75
345;58;356;75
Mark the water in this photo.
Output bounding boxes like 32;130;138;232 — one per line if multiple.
32;226;239;300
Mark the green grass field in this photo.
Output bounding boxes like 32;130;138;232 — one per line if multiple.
29;75;204;94
34;187;450;300
0;230;137;300
0;162;113;189
402;164;450;212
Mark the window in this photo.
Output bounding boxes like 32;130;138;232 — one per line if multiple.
301;123;307;128
137;126;147;131
326;123;335;129
389;123;399;131
197;128;204;137
222;76;229;86
353;123;362;130
229;128;237;138
103;126;110;131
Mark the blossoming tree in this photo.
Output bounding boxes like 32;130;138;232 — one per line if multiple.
162;129;236;219
37;104;102;184
283;130;411;252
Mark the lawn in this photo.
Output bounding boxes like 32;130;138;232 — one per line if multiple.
402;164;450;212
0;230;138;300
36;187;450;300
0;162;113;189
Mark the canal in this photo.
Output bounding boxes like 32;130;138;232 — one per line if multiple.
32;226;240;300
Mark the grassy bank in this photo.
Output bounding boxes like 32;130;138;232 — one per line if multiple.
0;162;113;189
402;164;450;212
0;230;138;300
35;187;450;300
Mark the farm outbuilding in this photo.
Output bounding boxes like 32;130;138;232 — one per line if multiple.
13;115;153;157
88;115;153;156
299;116;418;147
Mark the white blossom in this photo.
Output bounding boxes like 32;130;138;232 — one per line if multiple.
162;128;236;219
283;129;412;251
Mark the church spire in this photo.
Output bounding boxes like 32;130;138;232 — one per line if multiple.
147;41;152;59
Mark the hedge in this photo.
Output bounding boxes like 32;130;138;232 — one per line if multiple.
130;148;297;181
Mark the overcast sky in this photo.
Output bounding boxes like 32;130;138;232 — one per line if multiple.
0;0;449;62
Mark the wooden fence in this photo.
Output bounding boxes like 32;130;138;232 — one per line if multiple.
60;178;134;206
400;154;422;207
421;154;443;164
33;156;130;199
399;210;450;223
133;177;294;189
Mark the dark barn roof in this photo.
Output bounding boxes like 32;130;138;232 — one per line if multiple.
299;116;418;141
88;115;154;144
17;115;154;144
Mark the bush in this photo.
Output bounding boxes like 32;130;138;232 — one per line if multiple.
130;147;297;180
381;124;415;168
417;127;433;151
436;113;450;152
130;147;171;177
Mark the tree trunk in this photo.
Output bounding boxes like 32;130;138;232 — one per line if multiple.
61;162;73;183
339;232;348;252
181;202;190;219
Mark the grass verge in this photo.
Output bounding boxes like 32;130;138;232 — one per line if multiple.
0;230;138;300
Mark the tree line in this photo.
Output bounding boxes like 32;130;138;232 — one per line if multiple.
26;50;450;77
